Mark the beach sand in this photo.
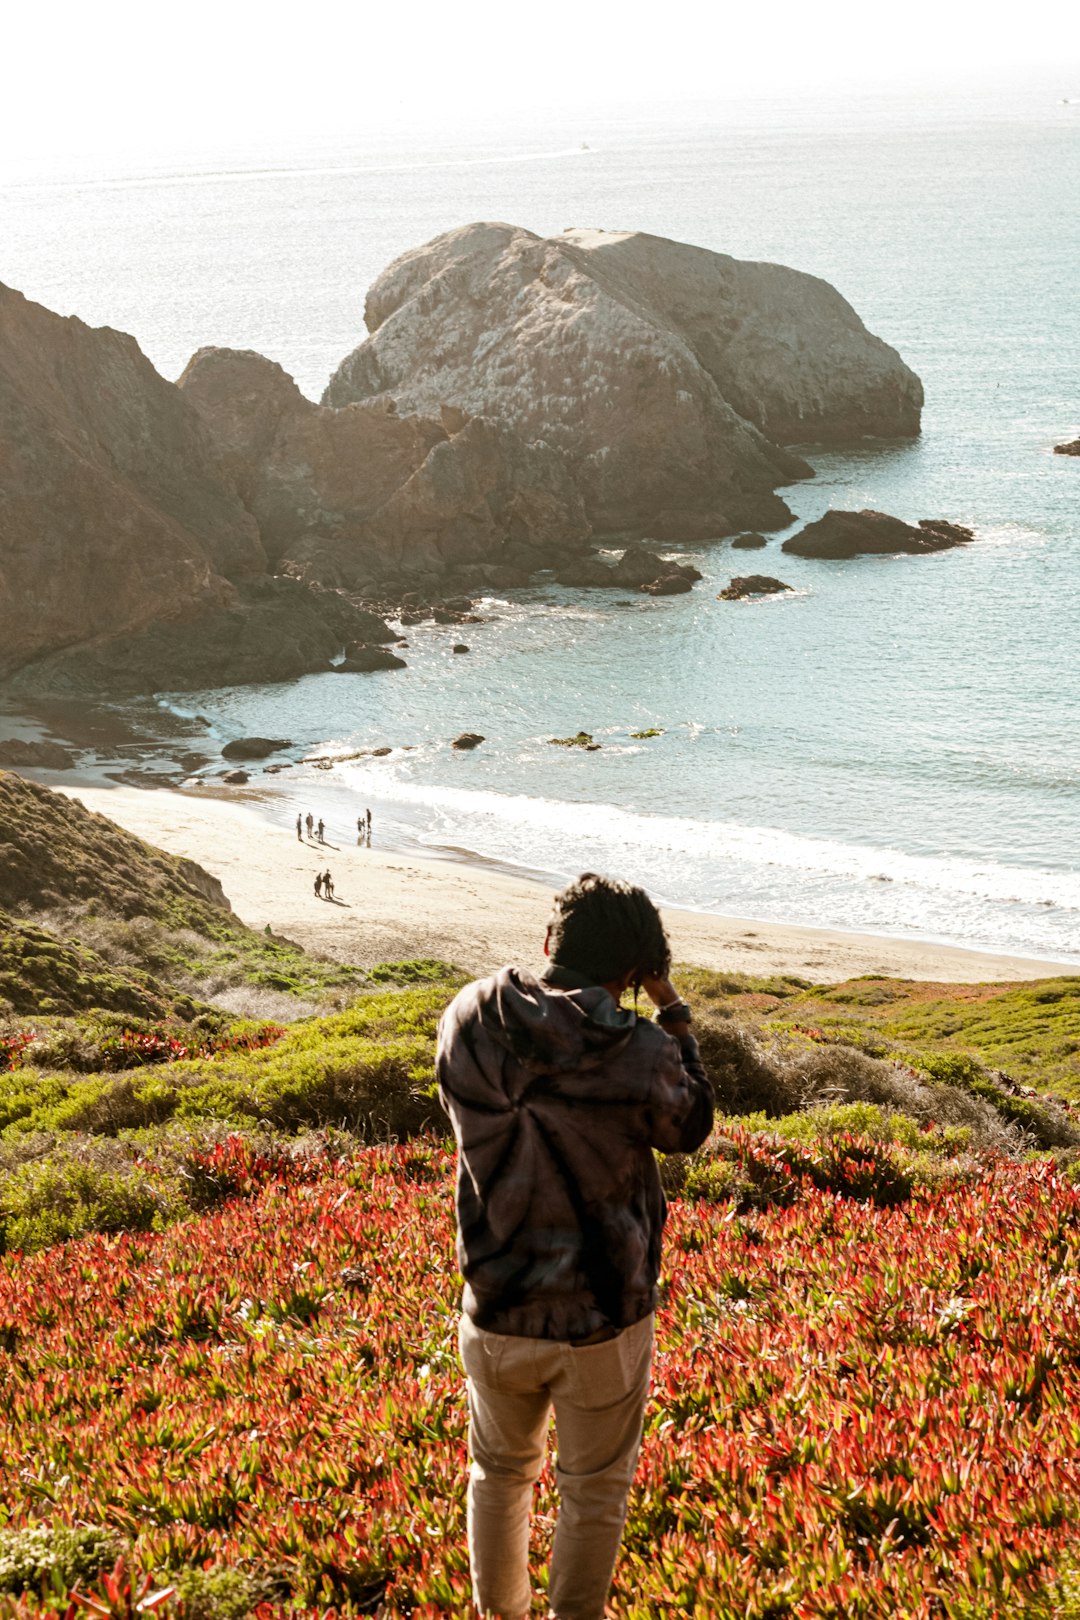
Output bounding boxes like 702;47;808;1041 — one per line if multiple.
56;784;1075;985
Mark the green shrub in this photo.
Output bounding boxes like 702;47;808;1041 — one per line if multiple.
0;1524;122;1594
0;1142;183;1253
172;1566;269;1619
914;1052;1077;1150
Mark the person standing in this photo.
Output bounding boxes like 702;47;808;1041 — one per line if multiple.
323;870;334;899
305;812;314;839
313;872;323;898
296;813;302;841
366;806;373;846
317;818;325;843
436;873;712;1620
357;814;365;846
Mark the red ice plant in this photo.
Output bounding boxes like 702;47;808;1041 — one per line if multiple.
0;1138;1077;1617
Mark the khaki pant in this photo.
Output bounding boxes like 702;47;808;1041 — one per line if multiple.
459;1311;655;1620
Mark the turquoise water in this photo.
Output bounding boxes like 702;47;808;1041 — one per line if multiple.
3;78;1079;961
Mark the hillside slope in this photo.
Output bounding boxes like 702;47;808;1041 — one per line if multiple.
0;773;369;1015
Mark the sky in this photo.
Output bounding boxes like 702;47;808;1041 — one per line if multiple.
4;0;1080;167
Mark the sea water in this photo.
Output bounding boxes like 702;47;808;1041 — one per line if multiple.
2;76;1079;962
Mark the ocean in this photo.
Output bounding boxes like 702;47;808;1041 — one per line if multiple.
3;76;1079;964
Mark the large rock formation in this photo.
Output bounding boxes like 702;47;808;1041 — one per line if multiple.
0;282;265;677
177;347;591;591
323;223;923;542
8;575;397;696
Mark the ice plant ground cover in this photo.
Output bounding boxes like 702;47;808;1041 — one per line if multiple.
1;1137;1079;1618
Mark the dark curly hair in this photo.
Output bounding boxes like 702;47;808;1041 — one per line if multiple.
546;872;671;988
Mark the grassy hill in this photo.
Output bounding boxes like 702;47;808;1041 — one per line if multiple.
0;771;439;1019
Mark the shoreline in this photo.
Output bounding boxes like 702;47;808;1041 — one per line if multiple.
54;782;1078;984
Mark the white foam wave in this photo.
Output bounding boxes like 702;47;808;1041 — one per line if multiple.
335;763;1080;914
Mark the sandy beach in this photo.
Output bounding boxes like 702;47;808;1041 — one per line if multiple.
56;784;1075;985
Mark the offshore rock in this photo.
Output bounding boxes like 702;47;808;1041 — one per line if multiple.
1053;437;1080;456
782;510;976;559
731;532;769;549
611;546;668;588
451;732;485;750
0;283;264;678
719;576;793;599
221;738;291;761
177;347;591;585
644;574;694;595
335;646;408;672
324;223;923;541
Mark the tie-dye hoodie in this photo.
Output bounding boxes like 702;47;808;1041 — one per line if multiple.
436;966;713;1341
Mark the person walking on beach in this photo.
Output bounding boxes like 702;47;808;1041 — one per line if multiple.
317;818;325;843
366;806;372;845
313;871;323;899
296;813;302;841
436;873;712;1620
305;812;314;839
323;870;334;899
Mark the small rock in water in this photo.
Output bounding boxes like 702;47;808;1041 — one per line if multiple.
452;733;485;750
549;731;601;750
731;532;768;549
452;643;470;654
335;645;407;672
222;769;250;784
1053;437;1080;456
642;574;693;596
718;576;793;600
222;736;291;760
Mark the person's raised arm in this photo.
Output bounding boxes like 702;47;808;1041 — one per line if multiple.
639;973;713;1153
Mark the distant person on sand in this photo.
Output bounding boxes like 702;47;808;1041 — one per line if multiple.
323;869;334;899
313;872;323;899
296;813;302;841
357;814;365;846
366;806;372;845
317;818;325;843
305;812;314;839
436;874;712;1620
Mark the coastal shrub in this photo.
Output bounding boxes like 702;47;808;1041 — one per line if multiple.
680;1125;917;1209
0;984;454;1147
0;1524;123;1595
913;1051;1078;1150
0;911;187;1021
0;1125;351;1254
734;1099;974;1155
172;1566;269;1620
692;1010;1023;1152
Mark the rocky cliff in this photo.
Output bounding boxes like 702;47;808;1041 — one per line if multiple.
0;283;264;676
323;223;923;541
176;347;590;592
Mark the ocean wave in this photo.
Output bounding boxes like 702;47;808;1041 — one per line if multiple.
333;764;1080;914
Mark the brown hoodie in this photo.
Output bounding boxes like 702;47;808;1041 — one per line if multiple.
436;966;713;1341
